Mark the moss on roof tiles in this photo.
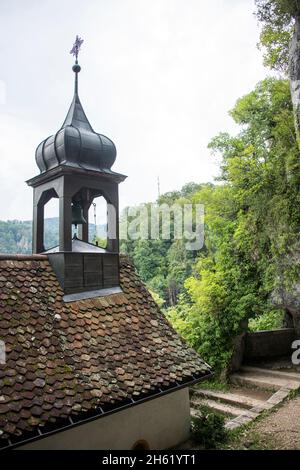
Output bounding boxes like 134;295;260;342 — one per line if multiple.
0;255;211;442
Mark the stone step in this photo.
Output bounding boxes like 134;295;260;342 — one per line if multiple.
230;371;300;391
190;364;299;432
230;385;272;401
191;397;246;417
241;365;300;382
193;388;265;410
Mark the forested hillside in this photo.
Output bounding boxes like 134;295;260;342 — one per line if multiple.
0;218;106;254
120;182;204;306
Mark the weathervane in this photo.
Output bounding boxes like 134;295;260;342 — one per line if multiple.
70;35;84;63
70;35;84;94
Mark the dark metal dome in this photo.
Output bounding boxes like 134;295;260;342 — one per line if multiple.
35;66;116;174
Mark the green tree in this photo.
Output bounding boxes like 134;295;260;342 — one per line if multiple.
255;0;298;72
255;1;300;144
120;184;205;305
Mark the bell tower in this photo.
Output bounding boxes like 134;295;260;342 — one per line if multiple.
27;36;126;299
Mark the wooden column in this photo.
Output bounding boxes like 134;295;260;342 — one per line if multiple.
107;186;119;253
59;196;72;251
32;200;45;254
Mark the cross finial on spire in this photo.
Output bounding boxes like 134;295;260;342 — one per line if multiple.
70;35;84;63
70;35;84;94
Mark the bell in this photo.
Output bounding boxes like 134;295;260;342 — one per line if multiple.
71;202;87;227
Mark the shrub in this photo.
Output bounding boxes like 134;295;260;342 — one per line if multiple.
191;405;228;449
248;310;284;332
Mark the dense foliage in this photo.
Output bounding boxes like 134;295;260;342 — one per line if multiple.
166;78;300;369
120;182;203;306
255;0;299;72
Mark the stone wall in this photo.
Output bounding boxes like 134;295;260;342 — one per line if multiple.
244;328;297;361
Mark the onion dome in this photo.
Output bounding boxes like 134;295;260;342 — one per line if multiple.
36;61;116;173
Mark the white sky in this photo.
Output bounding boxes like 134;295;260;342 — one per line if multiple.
0;0;268;221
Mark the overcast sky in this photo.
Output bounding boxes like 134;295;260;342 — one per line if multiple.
0;0;268;221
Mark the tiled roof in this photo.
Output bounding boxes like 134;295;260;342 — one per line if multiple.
0;255;211;446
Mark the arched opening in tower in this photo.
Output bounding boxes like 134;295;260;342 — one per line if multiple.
88;196;108;249
43;197;59;251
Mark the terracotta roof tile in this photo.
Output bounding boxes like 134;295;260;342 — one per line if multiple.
0;255;211;444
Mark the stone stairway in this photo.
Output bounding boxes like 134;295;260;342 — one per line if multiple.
190;365;300;430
